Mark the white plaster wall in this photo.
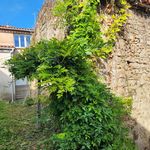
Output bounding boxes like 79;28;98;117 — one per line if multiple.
0;51;13;100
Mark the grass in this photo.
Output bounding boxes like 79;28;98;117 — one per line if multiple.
0;100;52;150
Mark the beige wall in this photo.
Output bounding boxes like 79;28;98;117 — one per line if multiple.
32;0;65;44
0;32;14;46
106;10;150;150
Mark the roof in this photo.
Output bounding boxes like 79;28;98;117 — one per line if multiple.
0;25;34;34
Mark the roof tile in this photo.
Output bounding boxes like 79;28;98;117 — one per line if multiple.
0;25;34;32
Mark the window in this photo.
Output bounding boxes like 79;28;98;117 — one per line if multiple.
20;35;25;47
14;35;19;47
14;34;31;48
26;35;31;47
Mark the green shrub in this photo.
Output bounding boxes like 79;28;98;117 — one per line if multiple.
47;56;135;150
24;97;35;106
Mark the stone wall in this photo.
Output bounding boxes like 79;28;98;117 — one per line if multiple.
32;0;65;43
106;9;150;150
33;1;150;149
31;0;65;98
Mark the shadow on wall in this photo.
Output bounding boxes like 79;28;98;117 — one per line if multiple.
128;117;150;150
0;69;12;100
124;9;150;150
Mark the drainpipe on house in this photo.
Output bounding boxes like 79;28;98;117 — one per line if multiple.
10;48;15;102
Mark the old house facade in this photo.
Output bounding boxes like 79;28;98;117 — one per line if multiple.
0;25;33;101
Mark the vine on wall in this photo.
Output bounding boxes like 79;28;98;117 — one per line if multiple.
53;0;130;58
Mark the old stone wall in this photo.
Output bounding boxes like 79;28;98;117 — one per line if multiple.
106;9;150;150
32;0;65;43
33;1;150;149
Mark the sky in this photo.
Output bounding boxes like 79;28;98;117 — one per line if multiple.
0;0;44;29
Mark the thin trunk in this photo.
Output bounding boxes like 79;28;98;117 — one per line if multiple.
36;80;41;129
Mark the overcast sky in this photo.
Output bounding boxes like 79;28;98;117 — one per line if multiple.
0;0;44;28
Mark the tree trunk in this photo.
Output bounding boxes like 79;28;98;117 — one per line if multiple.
36;80;41;129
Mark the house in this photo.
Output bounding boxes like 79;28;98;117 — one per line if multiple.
0;25;33;101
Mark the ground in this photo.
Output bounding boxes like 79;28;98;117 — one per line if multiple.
0;100;51;150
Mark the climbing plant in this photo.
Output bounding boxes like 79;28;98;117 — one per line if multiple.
7;0;136;149
53;0;130;57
